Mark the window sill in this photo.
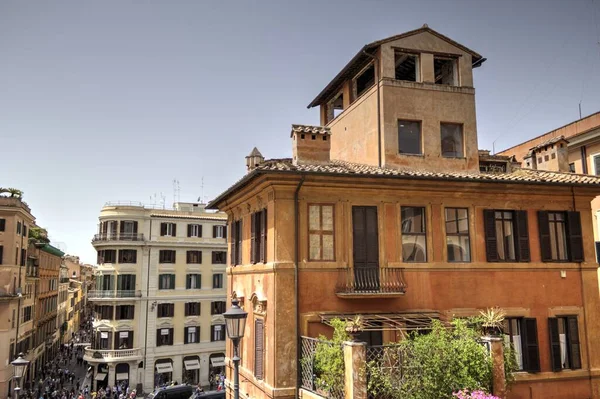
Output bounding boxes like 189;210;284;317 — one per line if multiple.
398;153;424;157
442;156;467;160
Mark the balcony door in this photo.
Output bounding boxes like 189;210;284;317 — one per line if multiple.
352;206;379;291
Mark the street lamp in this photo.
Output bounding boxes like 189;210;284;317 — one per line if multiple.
11;353;30;399
223;299;247;399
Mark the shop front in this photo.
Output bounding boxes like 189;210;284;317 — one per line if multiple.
182;356;201;385
154;359;173;387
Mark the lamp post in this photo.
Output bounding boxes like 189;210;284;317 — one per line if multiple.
223;299;247;399
11;353;30;399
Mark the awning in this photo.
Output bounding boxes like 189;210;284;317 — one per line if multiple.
116;373;129;381
155;363;173;373
320;312;442;331
184;359;201;370
210;357;226;367
95;373;107;381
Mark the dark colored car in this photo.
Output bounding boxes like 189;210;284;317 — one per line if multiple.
148;385;194;399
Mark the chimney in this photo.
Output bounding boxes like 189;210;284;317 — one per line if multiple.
291;124;331;166
529;136;569;173
246;147;264;172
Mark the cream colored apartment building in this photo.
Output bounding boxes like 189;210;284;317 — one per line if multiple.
84;202;227;393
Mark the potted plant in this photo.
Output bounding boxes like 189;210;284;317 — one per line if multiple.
479;307;506;336
345;315;364;341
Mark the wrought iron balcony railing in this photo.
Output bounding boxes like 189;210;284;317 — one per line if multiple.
335;267;406;297
92;233;144;242
88;290;141;299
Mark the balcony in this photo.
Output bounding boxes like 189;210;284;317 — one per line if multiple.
335;267;406;298
88;290;141;299
92;233;145;243
83;347;142;362
25;267;39;278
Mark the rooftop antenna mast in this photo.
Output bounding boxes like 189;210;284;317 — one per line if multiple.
160;192;166;209
173;179;180;205
201;177;204;204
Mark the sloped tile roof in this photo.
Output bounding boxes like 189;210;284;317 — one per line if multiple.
529;135;569;152
291;124;331;137
207;158;600;209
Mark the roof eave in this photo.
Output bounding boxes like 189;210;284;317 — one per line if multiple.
206;169;263;210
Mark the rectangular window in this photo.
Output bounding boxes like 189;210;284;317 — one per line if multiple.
538;211;583;262
118;249;137;264
211;301;226;315
594;155;600;175
211;324;226;341
116;274;136;291
120;220;138;239
212;251;226;264
434;56;457;85
186;251;202;264
231;220;243;266
0;219;5;231
186;274;201;289
158;274;175;290
16;222;21;235
569;163;576;173
440;123;464;158
185;302;201;316
503;317;540;373
213;225;227;239
398;120;422;155
0;246;3;265
159;250;176;263
327;92;344;122
156;328;174;346
157;303;174;318
11;309;15;328
212;274;223;289
355;63;375;98
549;316;581;371
308;204;335;261
394;52;419;82
97;249;116;264
401;207;427;262
20;249;26;266
115;305;135;320
160;222;177;237
97;306;114;320
187;224;202;238
98;331;112;349
185;326;200;344
445;208;470;262
22;225;26;237
22;306;32;323
484;210;530;262
115;331;134;349
255;318;264;380
251;209;268;264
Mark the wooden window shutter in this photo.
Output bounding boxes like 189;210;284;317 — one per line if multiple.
521;318;540;372
187;225;192;237
184;327;189;344
237;220;243;265
114;333;119;349
515;210;531;262
548;318;562;371
170;275;175;289
172;223;177;237
250;213;257;264
223;226;227;239
0;219;5;231
231;222;237;266
483;210;498;262
213;225;218;238
567;316;582;369
169;328;174;345
133;221;138;233
537;211;552;262
260;209;267;263
111;222;117;236
161;223;167;236
254;318;264;380
566;211;584;262
199;225;203;237
196;327;200;342
120;221;125;233
156;330;161;346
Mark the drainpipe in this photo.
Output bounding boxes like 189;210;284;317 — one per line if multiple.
571;186;594;395
294;175;306;399
143;218;152;386
362;49;382;168
14;224;25;359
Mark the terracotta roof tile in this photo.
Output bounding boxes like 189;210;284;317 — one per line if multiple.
207;158;600;209
529;135;569;152
290;124;331;137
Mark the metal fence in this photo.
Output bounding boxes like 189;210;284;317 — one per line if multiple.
366;344;411;399
299;336;345;399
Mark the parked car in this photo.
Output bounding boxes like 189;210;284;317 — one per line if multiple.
147;385;194;399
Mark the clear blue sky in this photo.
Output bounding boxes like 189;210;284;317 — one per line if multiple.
2;0;600;263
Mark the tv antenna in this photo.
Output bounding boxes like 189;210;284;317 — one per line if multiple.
173;179;180;205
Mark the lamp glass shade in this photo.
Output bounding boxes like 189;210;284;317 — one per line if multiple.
223;299;248;340
11;355;29;379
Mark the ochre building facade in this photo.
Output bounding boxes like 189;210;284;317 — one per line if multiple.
209;26;600;399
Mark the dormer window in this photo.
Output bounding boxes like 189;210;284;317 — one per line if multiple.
395;52;419;82
434;56;457;85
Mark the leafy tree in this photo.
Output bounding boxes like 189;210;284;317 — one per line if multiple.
313;318;348;396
